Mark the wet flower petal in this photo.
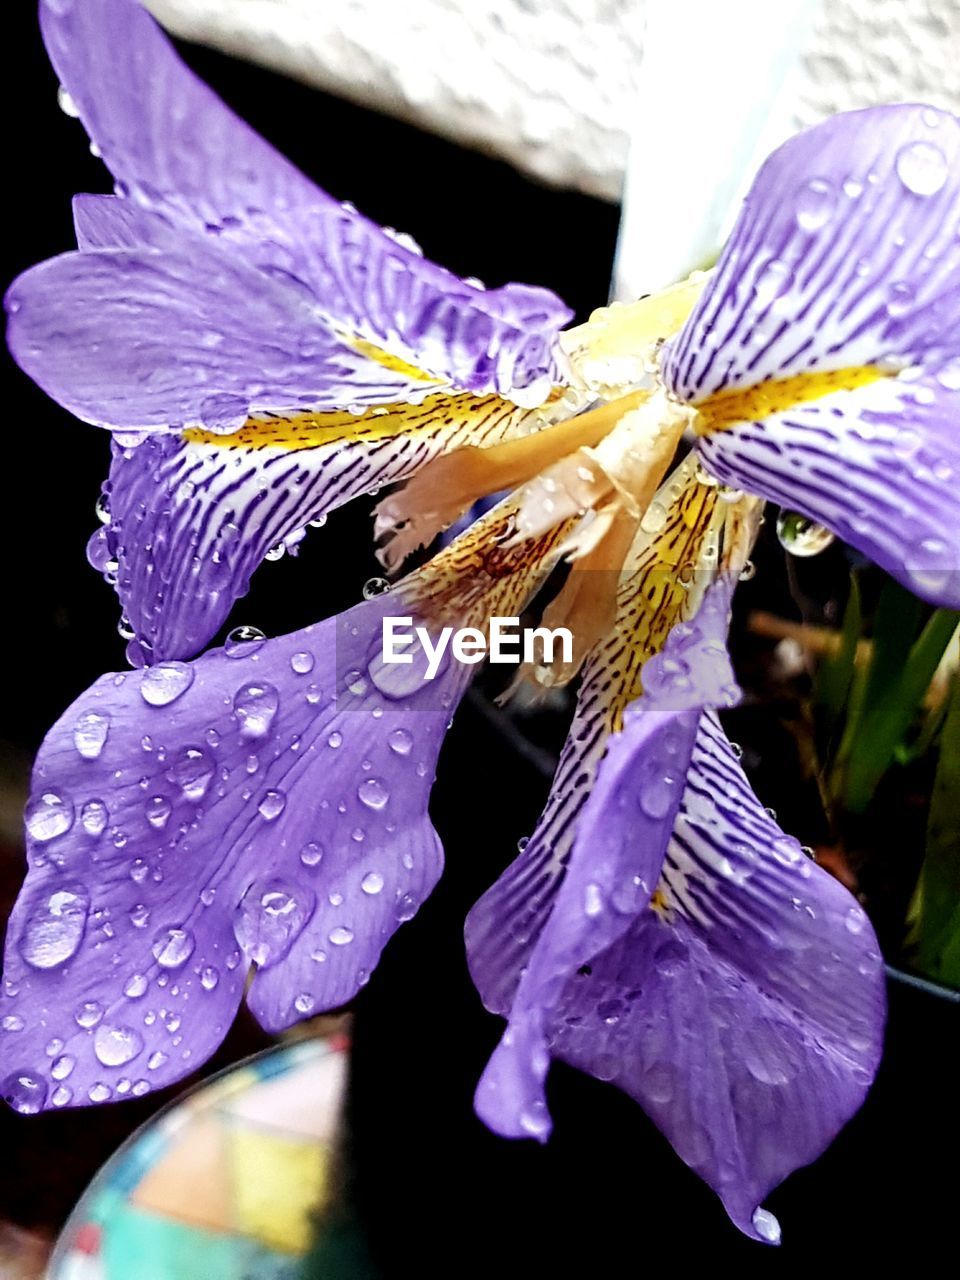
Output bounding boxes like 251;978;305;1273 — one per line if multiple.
549;711;885;1243
473;578;885;1242
664;106;960;399
696;365;960;607
467;459;724;1016
102;395;539;663
473;577;740;1138
660;105;960;606
1;497;570;1108
19;0;570;410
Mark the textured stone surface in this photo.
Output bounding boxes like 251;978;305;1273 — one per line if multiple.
147;0;960;202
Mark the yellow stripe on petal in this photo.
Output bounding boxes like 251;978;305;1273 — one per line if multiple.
695;365;887;434
348;336;441;384
183;391;533;452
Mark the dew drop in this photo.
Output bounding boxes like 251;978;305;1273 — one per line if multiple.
75;1001;103;1029
795;177;836;231
775;509;835;557
2;1015;24;1033
81;800;108;836
145;795;172;830
1;1072;47;1115
388;728;413;756
752;1207;782;1245
167;746;214;802
290;650;315;675
329;926;354;946
140;662;195;707
257;789;287;821
233;682;279;738
895;140;947;196
233;880;314;967
73;711;110;759
25;791;74;843
151;926;195;969
361;871;385;895
362;577;391;599
299;841;324;867
224;625;266;658
88;1083;111;1103
358;778;389;811
94;1023;143;1067
51;1055;75;1081
19;885;89;969
200;966;219;991
124;973;148;999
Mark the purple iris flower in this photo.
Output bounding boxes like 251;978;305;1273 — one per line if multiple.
4;0;960;1248
7;0;573;664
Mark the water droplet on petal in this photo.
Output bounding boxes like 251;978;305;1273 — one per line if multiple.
290;650;315;675
362;577;390;599
124;973;149;998
94;1023;143;1067
361;871;385;895
752;1207;782;1245
224;626;266;658
73;711;110;759
519;1100;550;1137
145;795;172;830
140;662;195;707
151;926;195;969
795;178;836;231
1;1072;47;1114
2;1015;25;1033
257;789;286;821
51;1055;75;1081
81;799;109;836
25;792;74;843
88;1082;111;1103
329;926;354;946
167;747;214;802
75;1001;103;1029
299;842;324;867
358;778;389;811
234;682;279;738
233;880;314;967
775;509;835;557
19;885;89;969
896;140;947;196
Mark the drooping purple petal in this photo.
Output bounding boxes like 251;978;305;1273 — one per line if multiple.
6;243;434;429
696;362;960;607
98;395;536;663
0;590;468;1110
472;572;886;1242
664;105;960;399
466;462;723;1017
473;577;740;1139
29;0;570;403
548;711;886;1243
1;495;571;1111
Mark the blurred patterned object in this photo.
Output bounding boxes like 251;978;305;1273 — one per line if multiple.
49;1036;350;1280
145;0;960;202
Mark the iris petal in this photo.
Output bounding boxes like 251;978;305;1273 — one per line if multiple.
103;394;539;662
466;459;723;1016
0;496;570;1109
32;0;570;402
664;105;960;399
550;711;886;1242
696;365;960;607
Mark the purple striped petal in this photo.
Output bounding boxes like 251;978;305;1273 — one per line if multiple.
472;578;885;1241
664;105;960;399
0;590;468;1110
99;396;537;663
549;711;885;1243
22;0;570;407
696;362;960;607
6;242;435;429
473;577;739;1136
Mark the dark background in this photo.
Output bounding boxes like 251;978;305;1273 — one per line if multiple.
1;3;957;1275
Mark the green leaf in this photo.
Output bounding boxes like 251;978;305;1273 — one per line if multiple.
843;604;959;813
910;672;960;988
814;574;861;761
